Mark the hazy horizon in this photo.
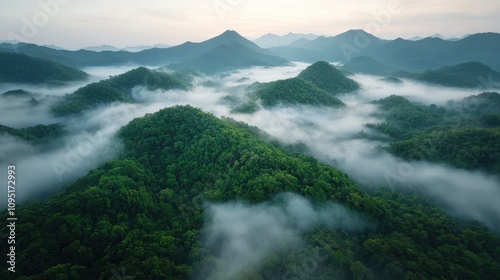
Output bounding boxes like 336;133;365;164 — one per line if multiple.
1;0;499;49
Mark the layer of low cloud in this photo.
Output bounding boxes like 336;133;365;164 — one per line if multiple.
1;62;499;234
201;193;371;279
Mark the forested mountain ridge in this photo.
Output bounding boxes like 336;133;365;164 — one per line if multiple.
416;62;500;88
369;93;500;174
0;52;88;84
0;123;64;145
2;105;499;279
231;61;350;113
252;78;346;107
298;61;360;94
232;77;345;113
51;67;190;116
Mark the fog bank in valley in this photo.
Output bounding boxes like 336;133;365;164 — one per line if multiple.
200;193;371;279
1;62;499;233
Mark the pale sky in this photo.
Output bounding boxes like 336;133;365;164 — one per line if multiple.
1;0;499;49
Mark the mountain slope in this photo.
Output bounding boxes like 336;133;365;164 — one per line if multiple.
0;52;88;84
369;93;500;174
416;62;500;88
2;105;500;279
172;42;288;73
243;77;345;110
364;34;500;72
52;67;189;116
298;61;360;94
341;56;398;76
270;29;384;62
0;123;64;145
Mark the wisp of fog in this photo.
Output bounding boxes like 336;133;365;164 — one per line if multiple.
200;192;371;279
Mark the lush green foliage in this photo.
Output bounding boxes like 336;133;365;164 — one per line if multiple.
298;61;360;94
417;62;500;88
51;67;190;116
0;123;64;145
0;52;88;84
253;78;345;107
389;128;500;173
231;64;350;113
2;105;500;279
106;67;190;92
447;91;500;115
51;81;137;116
231;100;260;114
369;93;500;174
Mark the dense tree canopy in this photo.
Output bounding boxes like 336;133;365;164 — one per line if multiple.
2;105;499;279
233;77;345;113
0;123;64;145
0;52;88;84
51;67;191;116
253;78;345;107
416;62;500;88
298;61;360;94
369;93;500;174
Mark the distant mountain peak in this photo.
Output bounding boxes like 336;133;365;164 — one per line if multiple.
210;30;248;42
221;29;240;37
253;32;320;48
340;29;378;38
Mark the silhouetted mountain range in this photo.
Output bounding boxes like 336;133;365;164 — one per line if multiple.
83;44;171;52
270;30;500;73
0;52;88;84
2;29;499;76
0;30;288;72
253;32;319;48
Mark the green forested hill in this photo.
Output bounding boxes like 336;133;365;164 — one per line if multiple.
298;61;360;94
254;78;346;107
416;62;500;88
2;105;499;279
0;123;64;145
233;77;345;113
106;67;190;92
2;89;32;98
232;62;350;113
388;128;500;173
369;93;500;174
52;67;190;116
447;91;500;115
0;52;88;84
